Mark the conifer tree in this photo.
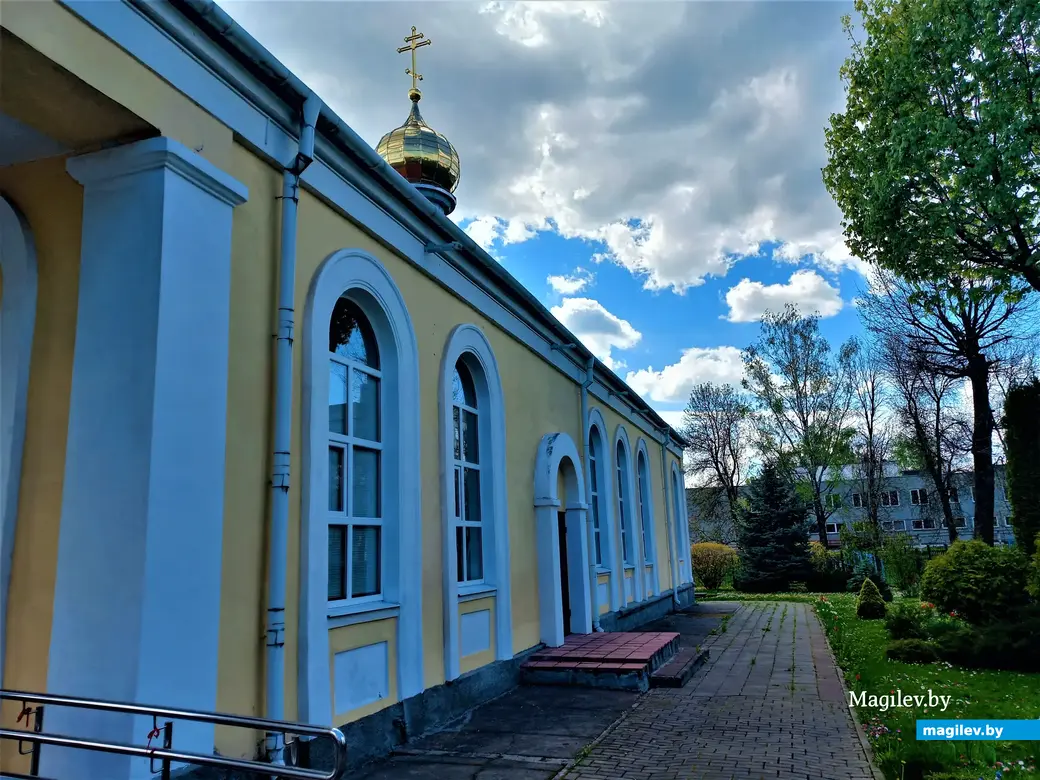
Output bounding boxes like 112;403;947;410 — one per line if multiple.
734;462;813;592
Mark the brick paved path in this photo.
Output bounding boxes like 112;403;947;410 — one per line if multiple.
565;602;878;780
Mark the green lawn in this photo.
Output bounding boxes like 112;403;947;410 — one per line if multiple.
706;592;1040;780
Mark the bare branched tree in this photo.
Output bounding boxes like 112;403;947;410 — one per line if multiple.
680;382;751;545
861;271;1034;544
742;305;858;546
883;333;973;543
847;338;893;556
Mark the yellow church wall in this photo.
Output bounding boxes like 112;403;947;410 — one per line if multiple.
597;573;610;616
458;597;496;675
211;143;282;759
1;0;233;171
0;156;84;775
328;618;398;721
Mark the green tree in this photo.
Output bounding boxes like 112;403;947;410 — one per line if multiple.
742;306;857;546
1003;378;1040;550
733;462;813;592
823;0;1040;292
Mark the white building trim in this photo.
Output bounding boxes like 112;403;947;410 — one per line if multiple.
0;194;37;687
671;462;693;584
585;407;620;611
612;425;644;603
300;249;422;726
533;432;591;646
634;438;659;597
439;324;511;681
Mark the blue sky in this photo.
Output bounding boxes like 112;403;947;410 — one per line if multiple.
221;0;865;430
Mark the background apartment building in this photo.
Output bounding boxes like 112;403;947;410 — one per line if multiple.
687;464;1017;549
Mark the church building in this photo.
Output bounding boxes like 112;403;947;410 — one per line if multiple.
0;1;694;777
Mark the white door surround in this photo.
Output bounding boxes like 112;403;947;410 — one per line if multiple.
534;432;591;647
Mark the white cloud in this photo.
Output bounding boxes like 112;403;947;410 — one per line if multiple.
626;346;745;404
724;269;843;323
547;269;594;295
549;297;641;370
220;0;861;294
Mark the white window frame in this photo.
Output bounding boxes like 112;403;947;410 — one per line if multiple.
300;249;424;724
912;517;937;530
588;430;603;567
881;490;900;507
852;493;862;508
634;440;660;597
881;520;906;532
826;522;839;534
451;362;484;586
326;312;384;607
825;494;842;510
671;461;693;584
438;325;511;682
587;409;620;611
948;487;959;503
614;426;644;602
911;488;928;506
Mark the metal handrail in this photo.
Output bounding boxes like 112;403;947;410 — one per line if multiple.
0;689;347;780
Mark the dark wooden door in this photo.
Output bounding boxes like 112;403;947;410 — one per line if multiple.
558;511;571;635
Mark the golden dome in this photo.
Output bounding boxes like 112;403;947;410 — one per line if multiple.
376;92;461;195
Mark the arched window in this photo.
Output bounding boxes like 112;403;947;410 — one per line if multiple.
588;430;603;566
636;451;652;564
327;296;383;603
616;441;632;565
452;361;483;582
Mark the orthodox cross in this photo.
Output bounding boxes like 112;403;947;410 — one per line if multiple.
397;26;431;93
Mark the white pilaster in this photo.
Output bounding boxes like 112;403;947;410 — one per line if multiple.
43;137;247;780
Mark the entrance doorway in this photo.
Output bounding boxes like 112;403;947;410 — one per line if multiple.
557;511;571;635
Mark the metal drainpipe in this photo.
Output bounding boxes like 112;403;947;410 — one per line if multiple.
266;92;322;763
579;358;602;631
658;429;681;608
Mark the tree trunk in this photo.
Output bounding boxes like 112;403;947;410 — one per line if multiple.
940;492;957;544
815;501;828;546
968;360;996;545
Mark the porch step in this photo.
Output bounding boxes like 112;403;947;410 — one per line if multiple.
650;646;709;688
519;631;680;692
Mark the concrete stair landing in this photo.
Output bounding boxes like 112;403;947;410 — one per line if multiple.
520;632;680;692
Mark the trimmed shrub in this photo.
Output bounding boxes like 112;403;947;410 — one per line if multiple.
884;600;931;640
920;540;1031;624
1030;536;1040;600
856;577;887;619
881;533;924;596
930;606;1040;672
691;542;738;590
886;639;938;664
807;541;852;592
1004;379;1040;552
847;558;893;601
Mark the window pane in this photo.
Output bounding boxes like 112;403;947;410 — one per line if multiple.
591;495;601;532
328;447;345;512
453;407;461;460
464;467;481;523
465;526;483;581
330;296;379;368
462;410;479;463
590;457;598;492
453;466;461;520
328;526;346;600
329;362;348;434
588;432;597;458
352;371;380;442
594;526;602;566
456;526;465;582
453;362;477;407
350;525;380;597
352;448;381;518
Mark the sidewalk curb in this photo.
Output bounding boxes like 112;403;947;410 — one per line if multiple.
812;602;886;780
